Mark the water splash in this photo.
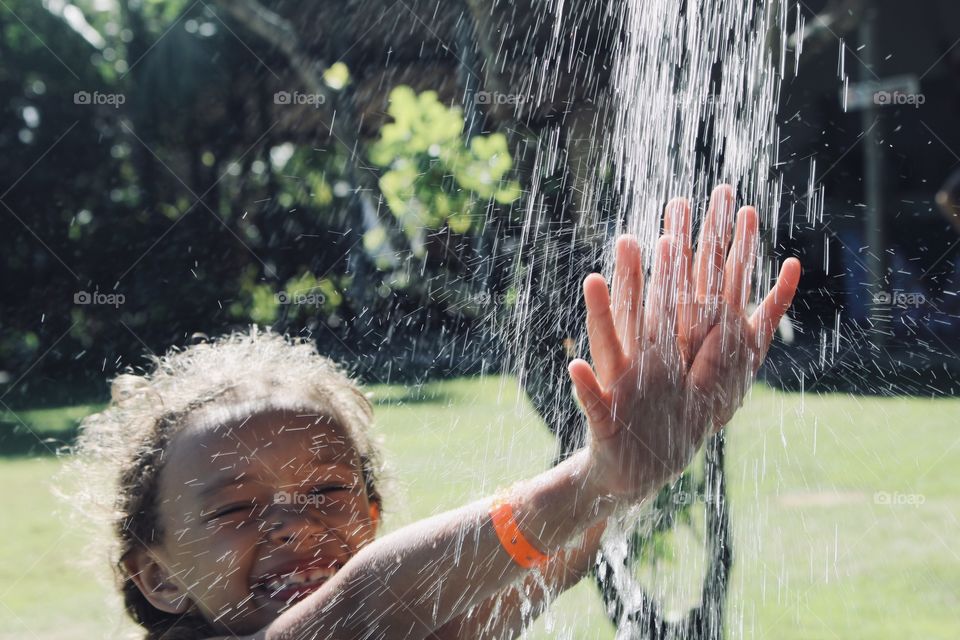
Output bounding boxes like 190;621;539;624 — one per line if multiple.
501;0;813;636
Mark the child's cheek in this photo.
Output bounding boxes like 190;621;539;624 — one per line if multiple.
180;521;256;574
192;529;260;601
352;518;379;551
205;523;259;560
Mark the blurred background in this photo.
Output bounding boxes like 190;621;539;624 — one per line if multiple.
0;0;958;638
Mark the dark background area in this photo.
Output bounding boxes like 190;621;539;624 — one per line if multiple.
768;0;960;393
1;0;958;412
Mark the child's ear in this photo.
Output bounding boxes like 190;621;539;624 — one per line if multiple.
369;502;380;530
122;547;192;615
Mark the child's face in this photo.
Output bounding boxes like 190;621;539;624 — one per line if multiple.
132;409;377;635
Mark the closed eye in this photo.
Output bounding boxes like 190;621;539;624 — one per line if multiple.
309;485;353;497
208;503;255;520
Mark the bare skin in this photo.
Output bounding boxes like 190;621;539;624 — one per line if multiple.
123;410;380;635
127;184;801;639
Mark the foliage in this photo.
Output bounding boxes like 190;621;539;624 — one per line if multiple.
369;86;521;254
0;1;517;390
628;472;700;566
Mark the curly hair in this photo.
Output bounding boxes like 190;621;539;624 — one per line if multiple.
59;327;386;639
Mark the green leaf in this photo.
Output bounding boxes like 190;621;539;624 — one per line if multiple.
323;62;350;90
369;85;519;240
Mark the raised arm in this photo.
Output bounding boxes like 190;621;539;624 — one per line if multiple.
254;185;799;640
426;520;607;639
261;448;617;639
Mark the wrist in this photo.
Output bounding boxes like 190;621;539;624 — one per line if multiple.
509;449;617;553
577;447;620;512
585;437;677;505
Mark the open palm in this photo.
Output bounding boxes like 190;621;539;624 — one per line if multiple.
569;185;801;501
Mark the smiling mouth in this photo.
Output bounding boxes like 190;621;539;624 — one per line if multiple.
254;566;339;604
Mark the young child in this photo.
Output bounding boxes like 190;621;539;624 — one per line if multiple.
67;185;800;639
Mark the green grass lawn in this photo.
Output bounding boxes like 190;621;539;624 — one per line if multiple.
0;378;957;639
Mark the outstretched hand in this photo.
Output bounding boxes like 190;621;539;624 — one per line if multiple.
570;185;801;502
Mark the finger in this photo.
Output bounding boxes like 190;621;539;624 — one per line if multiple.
642;235;681;357
694;184;735;316
707;341;753;433
664;199;697;365
748;257;801;364
663;197;690;244
683;186;735;360
584;273;627;387
722;206;759;312
610;235;644;358
687;316;748;431
568;359;616;440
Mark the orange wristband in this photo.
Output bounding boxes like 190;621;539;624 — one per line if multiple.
490;497;549;569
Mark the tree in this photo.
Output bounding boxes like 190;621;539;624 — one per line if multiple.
0;1;733;635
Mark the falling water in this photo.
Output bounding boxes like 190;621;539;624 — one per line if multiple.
607;1;785;249
502;0;815;637
601;3;796;635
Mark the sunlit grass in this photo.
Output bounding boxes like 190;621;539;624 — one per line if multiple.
0;379;957;639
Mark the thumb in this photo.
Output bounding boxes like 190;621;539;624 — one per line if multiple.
568;359;617;440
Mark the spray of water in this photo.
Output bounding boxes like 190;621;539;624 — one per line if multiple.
502;0;816;635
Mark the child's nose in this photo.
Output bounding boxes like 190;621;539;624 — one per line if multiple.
265;514;301;544
264;506;332;545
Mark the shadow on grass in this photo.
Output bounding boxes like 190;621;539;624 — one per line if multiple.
0;420;80;457
0;377;108;457
0;380;457;457
0;388;453;457
371;389;453;406
0;396;106;458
